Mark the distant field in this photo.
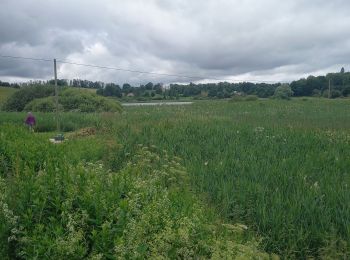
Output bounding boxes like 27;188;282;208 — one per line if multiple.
1;98;349;258
0;86;17;105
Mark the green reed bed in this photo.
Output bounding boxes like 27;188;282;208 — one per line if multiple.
0;124;269;259
1;98;349;258
108;99;350;258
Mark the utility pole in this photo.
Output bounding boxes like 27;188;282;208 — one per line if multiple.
328;78;331;99
54;59;59;132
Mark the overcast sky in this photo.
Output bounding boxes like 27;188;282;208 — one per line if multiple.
0;0;349;85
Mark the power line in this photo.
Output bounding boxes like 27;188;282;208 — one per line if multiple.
0;54;281;83
0;54;52;62
56;59;207;80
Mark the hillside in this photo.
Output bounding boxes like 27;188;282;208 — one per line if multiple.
2;86;121;113
0;87;18;107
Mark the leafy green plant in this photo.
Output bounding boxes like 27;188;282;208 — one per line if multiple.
245;95;258;101
59;88;122;112
3;85;55;111
0;126;269;259
1;99;350;258
274;84;293;100
24;96;57;112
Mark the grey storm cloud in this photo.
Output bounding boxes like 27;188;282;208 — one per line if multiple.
0;0;350;84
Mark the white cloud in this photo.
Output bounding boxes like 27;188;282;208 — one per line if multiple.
0;0;350;84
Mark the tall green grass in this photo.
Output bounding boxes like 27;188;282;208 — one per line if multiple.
104;99;350;258
0;112;117;132
0;124;269;259
1;98;349;258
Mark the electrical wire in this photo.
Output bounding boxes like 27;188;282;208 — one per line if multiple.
0;54;281;83
0;54;52;62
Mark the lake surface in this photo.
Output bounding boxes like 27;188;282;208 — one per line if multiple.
122;102;193;106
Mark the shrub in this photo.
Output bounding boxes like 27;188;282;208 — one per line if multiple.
3;85;55;111
245;95;258;101
342;86;350;97
322;90;342;98
24;96;57;112
331;90;342;98
312;89;321;97
59;88;122;112
274;85;293;100
4;87;122;113
229;95;244;102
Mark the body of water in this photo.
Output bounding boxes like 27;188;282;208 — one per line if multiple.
122;102;193;106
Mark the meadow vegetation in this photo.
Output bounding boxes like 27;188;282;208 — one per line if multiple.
0;124;269;259
0;98;349;258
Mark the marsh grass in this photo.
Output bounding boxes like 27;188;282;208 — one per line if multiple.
1;98;350;258
107;99;350;258
0;124;271;259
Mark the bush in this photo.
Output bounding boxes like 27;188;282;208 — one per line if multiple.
24;97;57;112
229;95;244;102
3;87;122;113
274;85;293;100
322;90;342;98
152;96;163;100
331;90;342;98
343;86;350;97
245;95;258;101
312;89;321;97
3;85;55;111
51;88;122;113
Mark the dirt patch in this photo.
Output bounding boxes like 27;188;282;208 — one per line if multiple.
66;127;97;139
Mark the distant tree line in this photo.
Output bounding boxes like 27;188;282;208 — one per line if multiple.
290;68;350;98
1;79;105;89
2;68;349;99
94;68;350;99
96;82;164;99
166;82;278;99
0;80;20;88
93;81;280;100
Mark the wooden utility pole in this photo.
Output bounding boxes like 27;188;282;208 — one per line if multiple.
328;78;331;99
54;59;60;132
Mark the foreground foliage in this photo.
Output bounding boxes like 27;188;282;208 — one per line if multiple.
2;86;122;113
0;87;18;107
2;85;55;111
0;125;270;259
1;98;349;258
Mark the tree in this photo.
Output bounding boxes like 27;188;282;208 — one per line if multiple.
341;67;345;74
343;86;350;96
102;84;122;98
217;92;224;99
153;83;163;95
208;88;217;98
122;83;132;94
145;82;153;90
3;85;55;111
274;85;293;100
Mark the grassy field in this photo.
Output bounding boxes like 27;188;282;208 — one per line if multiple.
0;87;18;106
1;98;350;258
